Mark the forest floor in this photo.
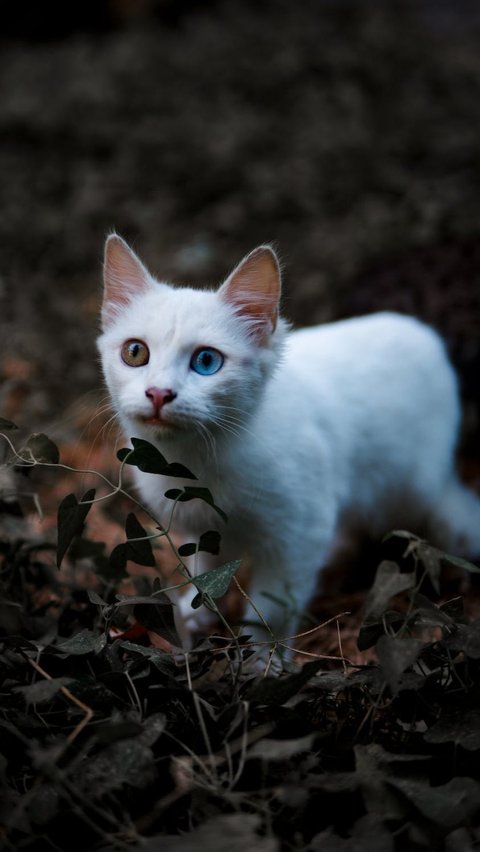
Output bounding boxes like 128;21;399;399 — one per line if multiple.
1;0;480;659
2;2;480;849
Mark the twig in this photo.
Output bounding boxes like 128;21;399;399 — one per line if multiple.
282;611;351;642
28;659;94;743
337;618;347;674
233;575;275;639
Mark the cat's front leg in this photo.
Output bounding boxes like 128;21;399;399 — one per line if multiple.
241;549;325;661
171;547;219;649
174;583;217;648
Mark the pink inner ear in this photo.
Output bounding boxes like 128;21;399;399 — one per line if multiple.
102;235;150;322
219;246;281;340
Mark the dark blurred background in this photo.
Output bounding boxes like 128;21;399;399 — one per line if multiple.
1;0;480;453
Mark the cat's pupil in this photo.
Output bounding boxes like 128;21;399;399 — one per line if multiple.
190;346;224;375
121;339;149;367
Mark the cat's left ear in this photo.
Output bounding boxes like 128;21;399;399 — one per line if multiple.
219;245;281;342
102;234;151;328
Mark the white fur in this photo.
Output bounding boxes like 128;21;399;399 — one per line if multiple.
98;239;480;648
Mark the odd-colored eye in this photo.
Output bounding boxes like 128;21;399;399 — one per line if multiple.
121;339;150;367
190;347;224;376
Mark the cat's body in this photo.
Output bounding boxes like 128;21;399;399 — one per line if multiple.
98;236;480;647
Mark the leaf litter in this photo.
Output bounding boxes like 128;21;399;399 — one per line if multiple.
1;434;480;851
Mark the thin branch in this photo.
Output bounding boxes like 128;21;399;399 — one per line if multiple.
28;658;94;743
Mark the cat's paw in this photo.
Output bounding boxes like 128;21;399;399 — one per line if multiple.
173;591;217;649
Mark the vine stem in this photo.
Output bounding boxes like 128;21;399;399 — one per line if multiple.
0;432;188;569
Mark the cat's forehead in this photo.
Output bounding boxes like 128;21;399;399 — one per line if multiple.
106;283;237;346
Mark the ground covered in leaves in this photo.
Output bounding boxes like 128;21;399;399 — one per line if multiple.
2;1;480;849
2;424;480;851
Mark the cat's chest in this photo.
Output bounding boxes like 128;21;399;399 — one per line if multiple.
130;460;240;532
131;458;256;536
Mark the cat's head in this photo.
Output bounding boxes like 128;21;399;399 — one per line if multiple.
97;235;287;443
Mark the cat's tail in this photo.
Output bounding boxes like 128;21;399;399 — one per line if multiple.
429;475;480;559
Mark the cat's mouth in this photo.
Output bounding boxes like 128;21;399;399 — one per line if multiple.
141;415;177;429
136;413;187;438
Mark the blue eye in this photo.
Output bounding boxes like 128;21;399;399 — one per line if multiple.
190;347;224;376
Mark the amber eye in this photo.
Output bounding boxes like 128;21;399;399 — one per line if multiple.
121;340;150;367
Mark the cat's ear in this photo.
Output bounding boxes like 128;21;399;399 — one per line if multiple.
219;246;281;342
102;234;151;327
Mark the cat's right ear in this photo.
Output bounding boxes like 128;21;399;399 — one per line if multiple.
219;245;281;343
102;234;151;328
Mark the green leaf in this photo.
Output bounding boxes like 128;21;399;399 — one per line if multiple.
87;589;108;607
76;738;156;795
424;710;480;750
364;560;415;621
164;486;228;523
117;439;168;472
388;775;480;828
385;531;474;590
357;611;405;651
383;529;416;543
178;529;221;557
119;641;178;677
161;461;197;478
0;417;18;430
443;620;480;659
15;678;74;704
191;560;240;608
108;544;130;579
114;593;172;607
56;629;106;655
416;541;442;592
141;815;275;852
56;489;96;568
109;514;156;575
407;591;455;631
20;433;60;464
247;733;316;761
125;513;156;567
247;659;324;705
133;601;181;647
198;529;221;554
439;596;464;620
117;437;196;479
440;552;480;574
178;541;197;557
376;635;424;694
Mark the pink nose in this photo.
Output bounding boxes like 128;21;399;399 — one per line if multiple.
145;387;177;414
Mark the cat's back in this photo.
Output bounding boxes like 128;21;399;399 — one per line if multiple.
252;310;460;509
265;310;458;440
283;311;452;392
287;310;442;361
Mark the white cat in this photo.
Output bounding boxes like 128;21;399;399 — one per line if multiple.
98;234;480;649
